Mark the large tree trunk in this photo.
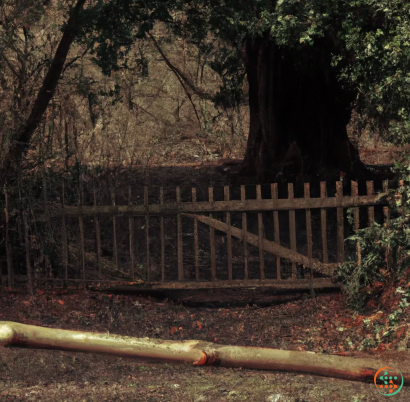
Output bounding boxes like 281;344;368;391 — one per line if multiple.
241;36;366;181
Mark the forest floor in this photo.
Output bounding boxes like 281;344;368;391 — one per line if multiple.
1;147;410;401
1;288;410;402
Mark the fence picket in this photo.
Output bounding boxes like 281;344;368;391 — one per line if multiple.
383;180;390;225
144;186;150;282
224;186;233;280
110;187;119;275
94;187;102;279
61;180;68;285
256;185;265;280
271;183;281;280
192;188;199;281
336;181;345;263
367;181;374;226
129;186;135;281
209;187;216;281
288;183;297;279
176;187;183;281
320;182;328;264
304;183;313;278
241;185;248;280
351;181;361;266
160;187;165;283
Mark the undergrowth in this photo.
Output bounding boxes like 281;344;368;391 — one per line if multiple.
336;157;410;312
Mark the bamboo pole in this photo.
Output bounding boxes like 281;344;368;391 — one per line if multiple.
1;321;409;385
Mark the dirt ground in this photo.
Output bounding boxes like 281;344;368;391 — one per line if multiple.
1;289;410;402
1;149;409;401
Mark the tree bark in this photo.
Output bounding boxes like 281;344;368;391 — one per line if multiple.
1;321;409;385
241;36;367;181
0;0;86;186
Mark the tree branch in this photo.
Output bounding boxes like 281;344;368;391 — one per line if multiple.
148;32;215;102
0;48;19;79
0;0;87;184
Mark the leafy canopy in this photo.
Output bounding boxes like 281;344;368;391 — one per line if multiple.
75;0;410;138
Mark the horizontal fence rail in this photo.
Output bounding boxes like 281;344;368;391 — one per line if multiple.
40;193;388;218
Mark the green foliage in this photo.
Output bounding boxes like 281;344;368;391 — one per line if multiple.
168;0;410;130
336;157;410;311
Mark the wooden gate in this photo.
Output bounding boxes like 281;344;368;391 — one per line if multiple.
7;179;385;292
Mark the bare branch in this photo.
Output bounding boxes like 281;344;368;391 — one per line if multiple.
148;32;215;102
0;48;19;79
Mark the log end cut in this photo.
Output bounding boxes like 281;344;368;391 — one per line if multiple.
0;322;16;347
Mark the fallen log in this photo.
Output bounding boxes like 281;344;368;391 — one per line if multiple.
1;321;408;384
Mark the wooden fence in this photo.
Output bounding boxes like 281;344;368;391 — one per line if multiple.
1;180;391;292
